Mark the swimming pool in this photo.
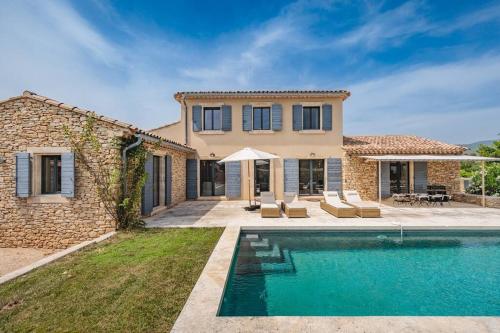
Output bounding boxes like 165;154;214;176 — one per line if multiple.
218;230;500;316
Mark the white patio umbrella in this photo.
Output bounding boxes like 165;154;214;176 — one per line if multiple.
218;147;279;209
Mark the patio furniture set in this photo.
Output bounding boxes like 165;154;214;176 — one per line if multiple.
392;185;452;206
260;190;381;218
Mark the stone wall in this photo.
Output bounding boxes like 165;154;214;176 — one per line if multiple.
453;193;500;209
0;97;189;249
342;154;378;201
427;161;461;194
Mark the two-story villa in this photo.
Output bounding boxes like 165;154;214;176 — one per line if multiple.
151;90;464;201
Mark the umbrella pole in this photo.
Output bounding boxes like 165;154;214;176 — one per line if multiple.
247;160;251;208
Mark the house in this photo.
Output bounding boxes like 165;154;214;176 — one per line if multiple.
151;90;465;201
0;91;194;249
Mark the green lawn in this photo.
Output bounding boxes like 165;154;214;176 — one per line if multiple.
0;228;224;333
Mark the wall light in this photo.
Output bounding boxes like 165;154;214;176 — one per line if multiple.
309;152;316;157
209;153;216;158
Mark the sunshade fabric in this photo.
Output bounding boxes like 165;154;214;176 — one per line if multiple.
218;147;279;163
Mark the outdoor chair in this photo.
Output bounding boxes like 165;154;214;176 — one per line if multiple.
281;192;307;218
260;192;281;218
344;190;381;218
320;191;356;218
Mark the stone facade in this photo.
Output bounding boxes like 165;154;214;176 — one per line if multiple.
427;161;461;194
342;155;462;201
0;95;190;249
342;154;378;201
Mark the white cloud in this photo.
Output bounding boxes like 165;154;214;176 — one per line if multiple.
344;55;500;143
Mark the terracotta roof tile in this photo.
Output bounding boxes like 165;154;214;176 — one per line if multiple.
343;135;465;155
174;90;351;101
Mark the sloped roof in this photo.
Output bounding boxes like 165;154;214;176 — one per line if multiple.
174;90;350;101
343;135;465;155
0;91;194;152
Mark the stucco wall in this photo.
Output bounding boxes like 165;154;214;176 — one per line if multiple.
152;96;345;200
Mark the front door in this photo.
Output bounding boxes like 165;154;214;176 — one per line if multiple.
200;160;225;196
254;159;270;195
389;162;409;194
299;159;324;195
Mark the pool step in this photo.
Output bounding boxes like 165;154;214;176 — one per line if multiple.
255;244;281;259
250;238;270;250
235;249;296;275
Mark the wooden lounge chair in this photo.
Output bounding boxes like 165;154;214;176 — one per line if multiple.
344;190;381;218
260;192;281;218
320;191;356;218
281;192;307;218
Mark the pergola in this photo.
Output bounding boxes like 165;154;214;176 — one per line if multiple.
361;155;500;207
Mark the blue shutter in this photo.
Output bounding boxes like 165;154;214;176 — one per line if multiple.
61;152;75;198
292;104;302;131
327;158;342;195
271;104;282;131
284;159;299;194
222;105;232;131
381;162;390;198
242;105;252;131
192;105;202;132
186;159;198;199
225;161;241;198
141;153;154;215
414;162;428;193
16;152;31;198
165;155;172;206
322;104;332;131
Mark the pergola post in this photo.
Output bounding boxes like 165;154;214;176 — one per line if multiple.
378;160;382;206
481;160;485;207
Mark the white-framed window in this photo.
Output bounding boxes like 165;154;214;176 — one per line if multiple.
203;107;222;131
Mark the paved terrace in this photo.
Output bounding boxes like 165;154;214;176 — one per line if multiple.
147;200;500;333
146;200;500;229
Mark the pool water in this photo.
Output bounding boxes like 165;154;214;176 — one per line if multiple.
218;230;500;316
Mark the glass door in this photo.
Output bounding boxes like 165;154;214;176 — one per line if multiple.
389;162;409;194
299;159;324;195
254;159;270;195
200;160;225;196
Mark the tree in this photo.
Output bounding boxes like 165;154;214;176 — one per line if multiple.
64;115;148;229
464;138;500;196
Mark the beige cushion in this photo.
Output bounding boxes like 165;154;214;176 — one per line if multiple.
261;203;279;209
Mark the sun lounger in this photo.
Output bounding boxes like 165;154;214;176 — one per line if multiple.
281;192;307;218
320;191;356;218
344;190;381;218
260;192;281;218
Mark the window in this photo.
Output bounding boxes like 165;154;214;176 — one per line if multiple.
41;155;61;194
254;159;270;195
299;159;324;195
153;156;160;207
203;107;222;130
302;106;320;130
253;107;271;130
200;160;225;196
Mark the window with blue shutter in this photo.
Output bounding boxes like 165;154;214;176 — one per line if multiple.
61;152;75;198
303;106;320;130
414;162;428;193
381;162;391;198
327;158;342;194
222;105;232;131
16;152;31;198
186;159;198;199
322;104;333;131
192;105;202;132
165;155;172;206
271;104;282;131
242;105;252;131
252;107;270;130
141;154;154;215
225;161;241;198
292;105;302;131
284;158;299;194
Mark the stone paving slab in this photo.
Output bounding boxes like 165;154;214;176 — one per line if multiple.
0;248;54;276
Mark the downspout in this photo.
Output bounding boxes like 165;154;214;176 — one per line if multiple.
182;95;188;146
122;133;143;195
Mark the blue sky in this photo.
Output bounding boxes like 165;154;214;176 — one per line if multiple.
1;0;500;143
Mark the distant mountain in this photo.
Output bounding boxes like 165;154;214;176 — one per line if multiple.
459;139;496;155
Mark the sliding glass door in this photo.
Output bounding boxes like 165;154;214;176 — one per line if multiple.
254;159;270;195
299;159;324;195
200;160;225;196
389;162;409;194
